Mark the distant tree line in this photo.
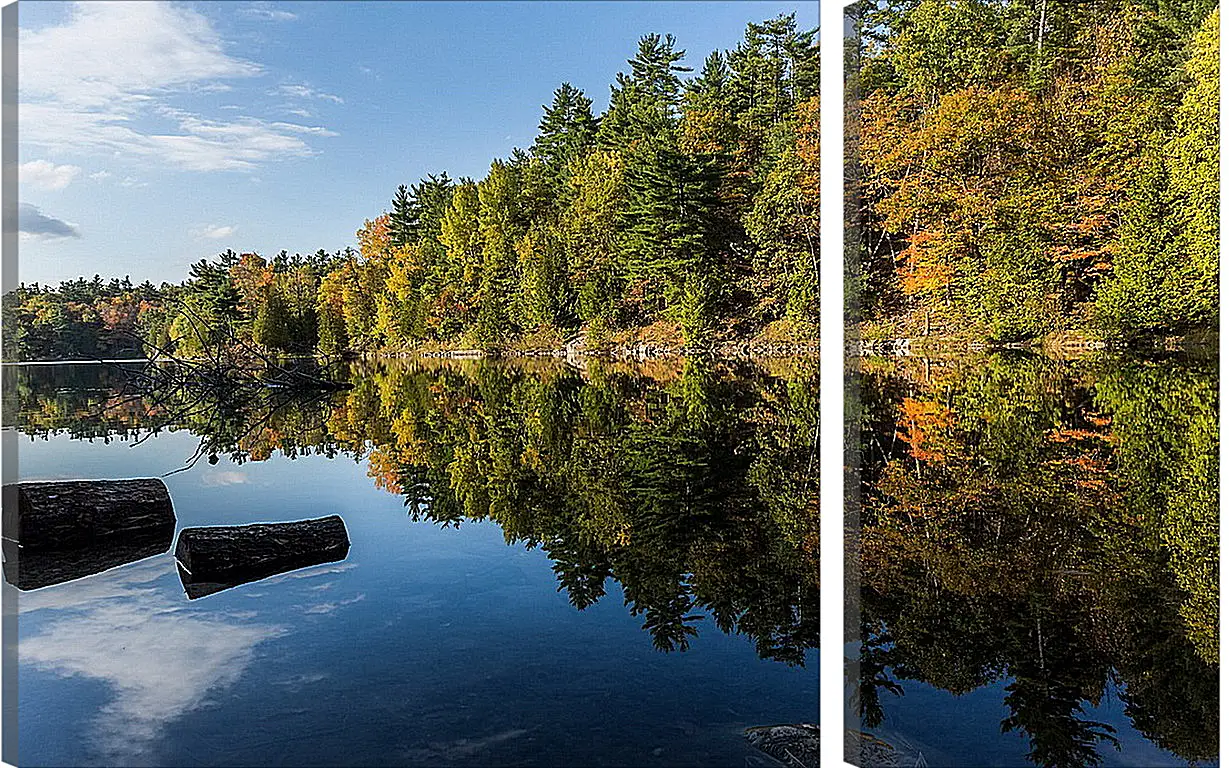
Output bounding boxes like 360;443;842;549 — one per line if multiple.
2;13;818;362
1;249;354;361
2;275;162;360
327;13;819;353
848;0;1219;343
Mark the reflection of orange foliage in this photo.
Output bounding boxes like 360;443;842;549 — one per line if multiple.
1084;412;1111;427
367;449;403;494
1055;454;1111;492
896;397;954;463
1047;428;1109;443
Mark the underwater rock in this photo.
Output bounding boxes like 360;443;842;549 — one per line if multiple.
745;723;820;768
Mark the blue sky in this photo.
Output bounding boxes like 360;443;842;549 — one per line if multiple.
18;1;817;286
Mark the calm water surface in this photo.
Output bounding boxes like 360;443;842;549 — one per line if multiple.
846;352;1219;768
5;358;819;767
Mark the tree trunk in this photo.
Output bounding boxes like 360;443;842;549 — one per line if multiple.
3;478;175;550
2;478;176;591
175;515;350;599
1037;0;1048;55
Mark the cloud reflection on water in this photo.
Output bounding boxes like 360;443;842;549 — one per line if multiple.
21;556;285;765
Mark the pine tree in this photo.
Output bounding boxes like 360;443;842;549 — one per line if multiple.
532;83;598;187
389;184;414;248
253;287;293;350
686;51;732;111
620;140;725;328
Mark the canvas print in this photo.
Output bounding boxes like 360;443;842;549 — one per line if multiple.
845;1;1218;766
1;1;820;766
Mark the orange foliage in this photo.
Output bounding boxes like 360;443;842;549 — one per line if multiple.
895;397;954;463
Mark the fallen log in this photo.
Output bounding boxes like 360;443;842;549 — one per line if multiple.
3;532;172;590
3;478;175;550
2;479;176;590
175;515;350;599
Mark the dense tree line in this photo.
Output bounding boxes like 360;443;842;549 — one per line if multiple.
847;0;1219;343
4;14;817;362
2;276;162;360
849;352;1218;766
322;14;819;353
2;249;354;361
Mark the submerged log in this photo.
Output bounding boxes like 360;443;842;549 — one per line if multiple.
3;532;173;590
175;515;350;599
2;479;176;590
3;478;175;550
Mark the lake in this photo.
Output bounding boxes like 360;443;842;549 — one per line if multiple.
5;351;1217;767
3;357;819;767
845;351;1219;767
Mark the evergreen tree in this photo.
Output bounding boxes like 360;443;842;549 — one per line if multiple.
389;184;414;248
532;83;598;187
253;287;293;350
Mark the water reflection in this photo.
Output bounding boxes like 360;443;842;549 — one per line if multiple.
19;556;286;765
5;358;820;666
846;352;1219;767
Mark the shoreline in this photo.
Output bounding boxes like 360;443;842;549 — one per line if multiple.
6;331;1215;365
405;340;820;361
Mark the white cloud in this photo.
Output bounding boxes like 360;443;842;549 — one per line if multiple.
22;2;260;110
18;203;80;239
239;3;299;22
195;224;238;240
303;593;366;615
20;160;82;191
88;170;111;181
274;83;344;104
200;469;249;486
269;121;338;137
20;2;327;173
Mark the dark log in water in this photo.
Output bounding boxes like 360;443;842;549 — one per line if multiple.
175;515;350;599
3;531;173;590
3;478;175;550
2;479;177;590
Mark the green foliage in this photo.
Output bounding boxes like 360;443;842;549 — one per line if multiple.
532;83;598;187
253;288;293;350
851;0;1218;342
298;14;820;354
6;15;823;360
8;359;818;663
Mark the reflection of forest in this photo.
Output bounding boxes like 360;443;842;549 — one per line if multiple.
848;353;1218;767
5;358;819;666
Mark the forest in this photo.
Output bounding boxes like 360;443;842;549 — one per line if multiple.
847;0;1219;344
3;13;818;363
